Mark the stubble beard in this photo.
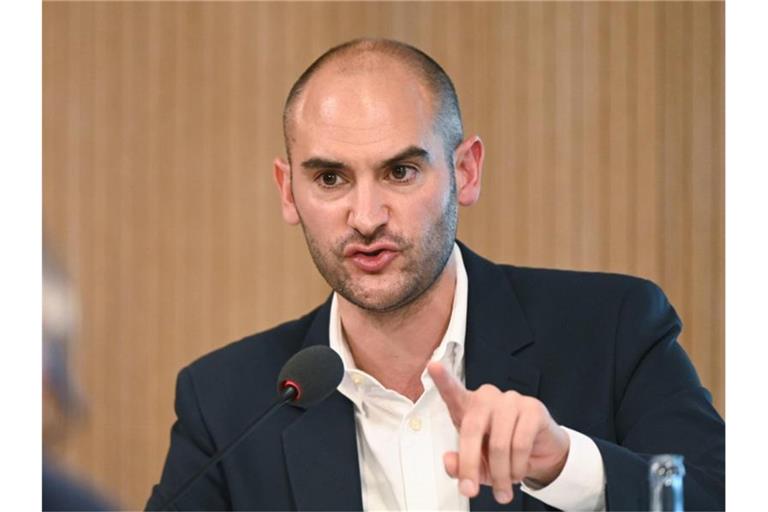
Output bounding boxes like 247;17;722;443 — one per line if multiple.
298;193;458;314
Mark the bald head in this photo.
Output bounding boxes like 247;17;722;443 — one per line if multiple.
282;38;464;167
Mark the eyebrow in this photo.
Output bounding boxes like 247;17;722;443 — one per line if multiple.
300;157;346;171
378;146;431;169
299;145;431;172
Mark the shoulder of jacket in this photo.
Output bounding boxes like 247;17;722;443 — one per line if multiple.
183;304;324;377
498;263;658;297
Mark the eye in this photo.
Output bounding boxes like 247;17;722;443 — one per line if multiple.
317;171;345;188
388;165;418;183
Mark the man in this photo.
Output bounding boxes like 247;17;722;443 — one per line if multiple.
43;246;117;511
147;38;724;511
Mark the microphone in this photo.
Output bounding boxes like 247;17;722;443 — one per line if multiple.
154;345;343;511
277;345;345;407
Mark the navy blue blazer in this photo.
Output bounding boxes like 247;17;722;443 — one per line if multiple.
146;243;724;511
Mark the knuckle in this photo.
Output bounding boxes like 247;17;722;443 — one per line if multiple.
461;416;485;436
477;384;500;399
502;391;521;408
466;392;482;408
511;437;530;454
489;437;510;455
525;396;547;415
504;389;521;400
467;394;493;413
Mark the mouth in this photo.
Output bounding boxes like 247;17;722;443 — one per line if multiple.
344;243;401;273
357;248;386;257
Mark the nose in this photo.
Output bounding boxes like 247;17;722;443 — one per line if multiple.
347;181;389;237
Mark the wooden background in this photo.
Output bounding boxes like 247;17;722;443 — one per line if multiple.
43;1;724;508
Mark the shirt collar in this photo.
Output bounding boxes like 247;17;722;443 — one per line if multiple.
329;243;468;410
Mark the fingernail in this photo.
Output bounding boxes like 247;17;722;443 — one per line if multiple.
494;490;512;504
460;479;476;496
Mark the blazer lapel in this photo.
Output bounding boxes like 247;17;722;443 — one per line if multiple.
461;243;540;394
281;298;363;511
282;392;362;511
459;243;542;512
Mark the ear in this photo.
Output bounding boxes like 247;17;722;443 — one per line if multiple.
452;135;484;207
273;157;301;225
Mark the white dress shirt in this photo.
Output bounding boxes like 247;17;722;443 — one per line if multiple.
329;244;606;510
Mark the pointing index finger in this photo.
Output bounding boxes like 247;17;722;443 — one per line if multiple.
427;361;468;427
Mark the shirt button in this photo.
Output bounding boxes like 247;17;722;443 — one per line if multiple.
351;374;362;386
408;417;422;432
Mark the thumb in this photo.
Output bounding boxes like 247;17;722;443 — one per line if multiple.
427;361;468;427
443;451;459;478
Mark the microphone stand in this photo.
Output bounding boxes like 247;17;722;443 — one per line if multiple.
153;386;298;511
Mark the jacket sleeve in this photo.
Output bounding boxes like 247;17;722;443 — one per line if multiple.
145;367;231;511
594;280;725;511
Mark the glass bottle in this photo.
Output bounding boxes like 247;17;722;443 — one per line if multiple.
649;454;685;511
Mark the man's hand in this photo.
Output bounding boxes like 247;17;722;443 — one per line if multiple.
427;361;570;504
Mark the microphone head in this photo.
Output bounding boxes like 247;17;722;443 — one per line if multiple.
277;345;344;407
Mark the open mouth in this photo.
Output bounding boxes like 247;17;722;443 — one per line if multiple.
347;247;399;273
358;248;385;257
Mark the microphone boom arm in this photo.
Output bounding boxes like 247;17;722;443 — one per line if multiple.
153;385;298;511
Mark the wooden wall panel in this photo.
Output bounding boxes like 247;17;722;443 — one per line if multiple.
42;2;725;508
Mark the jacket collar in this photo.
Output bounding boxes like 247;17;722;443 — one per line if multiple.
282;299;363;510
460;241;538;395
282;241;540;511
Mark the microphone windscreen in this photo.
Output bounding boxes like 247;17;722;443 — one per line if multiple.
277;345;344;407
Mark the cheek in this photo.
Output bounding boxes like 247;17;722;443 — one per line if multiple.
296;196;348;238
399;183;451;225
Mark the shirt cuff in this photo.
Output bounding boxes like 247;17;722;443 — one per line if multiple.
520;426;606;511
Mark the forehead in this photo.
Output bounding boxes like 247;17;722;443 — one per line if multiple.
289;57;440;163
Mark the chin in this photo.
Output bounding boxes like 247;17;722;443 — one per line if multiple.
343;281;424;313
347;290;403;312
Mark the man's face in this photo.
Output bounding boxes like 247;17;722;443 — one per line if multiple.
279;59;458;312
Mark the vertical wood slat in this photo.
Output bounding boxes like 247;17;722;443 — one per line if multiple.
553;2;575;267
711;0;726;417
42;2;725;507
579;2;602;269
608;3;630;272
689;1;713;400
636;3;660;282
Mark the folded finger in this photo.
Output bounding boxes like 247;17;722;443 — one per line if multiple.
510;408;541;482
488;402;519;503
443;451;459;478
457;388;495;497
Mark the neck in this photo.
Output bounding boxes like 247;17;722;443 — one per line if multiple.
338;252;457;402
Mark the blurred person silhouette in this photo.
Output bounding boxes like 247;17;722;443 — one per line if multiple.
43;243;116;511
